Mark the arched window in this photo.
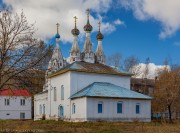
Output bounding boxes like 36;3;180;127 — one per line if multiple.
61;85;64;100
53;61;56;66
117;102;123;113
54;87;57;101
72;103;75;114
98;101;103;113
58;105;60;116
43;104;45;114
39;105;42;115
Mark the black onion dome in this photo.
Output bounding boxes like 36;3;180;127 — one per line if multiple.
96;32;104;40
71;28;80;36
84;23;93;32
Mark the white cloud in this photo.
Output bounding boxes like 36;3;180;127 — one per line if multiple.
114;19;125;25
3;0;120;43
101;22;116;34
174;41;180;46
132;63;170;79
119;0;180;39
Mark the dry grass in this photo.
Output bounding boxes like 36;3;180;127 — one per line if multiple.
0;120;179;133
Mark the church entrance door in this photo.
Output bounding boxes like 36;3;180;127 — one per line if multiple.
58;105;64;119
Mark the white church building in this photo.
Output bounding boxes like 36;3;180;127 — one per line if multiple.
34;9;152;122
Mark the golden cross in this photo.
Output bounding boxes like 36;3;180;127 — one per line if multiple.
56;23;59;33
86;8;90;16
73;16;78;28
86;8;90;23
98;21;101;32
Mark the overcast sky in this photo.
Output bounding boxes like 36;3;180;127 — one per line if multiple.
2;0;180;65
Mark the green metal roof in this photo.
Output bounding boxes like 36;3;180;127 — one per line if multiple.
48;61;132;78
70;82;152;100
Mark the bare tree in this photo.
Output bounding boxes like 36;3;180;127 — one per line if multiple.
155;57;171;77
123;55;142;77
0;10;52;90
153;68;180;122
123;56;139;71
143;57;150;79
139;57;150;94
106;52;122;69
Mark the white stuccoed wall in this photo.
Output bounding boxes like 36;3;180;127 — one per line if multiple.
86;98;151;122
34;92;48;120
70;71;131;96
46;72;71;120
70;97;151;122
0;96;31;119
71;97;87;121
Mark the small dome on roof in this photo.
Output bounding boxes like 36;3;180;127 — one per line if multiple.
84;23;93;32
55;33;60;38
96;32;104;40
84;9;93;32
72;16;80;36
96;21;104;40
71;28;80;36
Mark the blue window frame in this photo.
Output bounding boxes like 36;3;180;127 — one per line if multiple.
98;102;103;113
136;104;140;114
117;102;122;113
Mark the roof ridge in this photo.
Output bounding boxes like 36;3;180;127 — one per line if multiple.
93;82;113;86
83;83;95;96
100;82;151;97
94;82;118;86
70;83;94;98
110;83;152;98
53;61;77;72
48;61;133;78
70;82;116;98
70;82;152;99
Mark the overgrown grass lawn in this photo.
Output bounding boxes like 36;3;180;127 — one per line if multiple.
0;120;179;133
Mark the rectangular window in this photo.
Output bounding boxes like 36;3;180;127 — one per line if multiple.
5;99;10;106
54;87;57;101
39;105;42;115
20;99;25;106
61;86;64;100
43;104;45;114
72;104;75;114
117;102;122;113
98;103;103;113
136;104;140;114
20;113;25;119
